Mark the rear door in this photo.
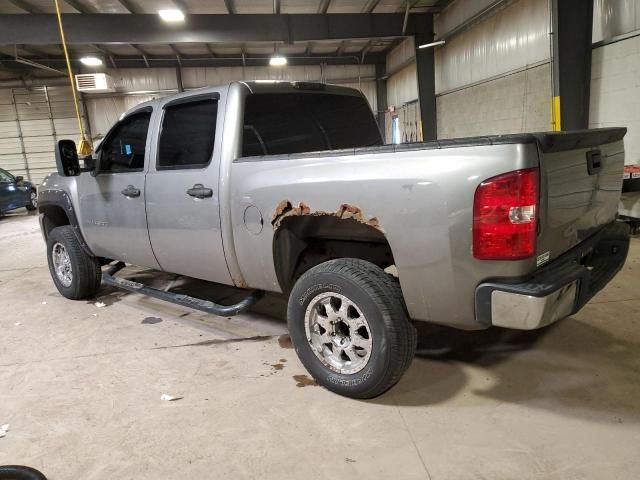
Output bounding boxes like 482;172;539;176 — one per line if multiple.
76;108;160;269
145;91;232;284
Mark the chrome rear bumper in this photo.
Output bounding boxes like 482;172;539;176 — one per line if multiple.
475;222;630;330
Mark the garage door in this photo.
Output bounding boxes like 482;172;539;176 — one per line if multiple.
0;86;87;185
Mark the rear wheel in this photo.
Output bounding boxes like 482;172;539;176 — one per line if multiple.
46;225;102;299
26;189;37;211
287;258;416;399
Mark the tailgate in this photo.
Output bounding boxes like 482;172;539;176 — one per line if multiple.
536;128;626;265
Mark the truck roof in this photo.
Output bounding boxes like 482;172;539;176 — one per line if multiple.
121;81;362;119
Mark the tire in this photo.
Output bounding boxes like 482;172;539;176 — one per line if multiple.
287;258;417;399
25;189;37;211
0;465;47;480
46;225;102;300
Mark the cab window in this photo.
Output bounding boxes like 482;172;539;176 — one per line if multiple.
99;111;151;173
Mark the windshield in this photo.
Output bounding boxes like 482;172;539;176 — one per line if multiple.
0;168;15;183
241;92;382;157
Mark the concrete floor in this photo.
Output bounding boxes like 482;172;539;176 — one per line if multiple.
1;211;639;480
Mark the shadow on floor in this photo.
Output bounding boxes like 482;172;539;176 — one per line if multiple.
382;318;640;423
0;208;37;222
94;267;640;421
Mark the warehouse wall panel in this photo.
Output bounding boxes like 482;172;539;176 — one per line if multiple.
590;35;640;165
437;62;552;138
593;0;640;43
435;0;551;94
0;86;85;185
435;0;501;38
387;62;419;108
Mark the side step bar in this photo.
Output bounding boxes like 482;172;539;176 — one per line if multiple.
102;262;264;316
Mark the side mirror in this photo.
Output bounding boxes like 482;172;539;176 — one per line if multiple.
55;140;80;177
15;175;24;183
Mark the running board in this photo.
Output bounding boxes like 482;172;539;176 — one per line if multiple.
102;262;264;316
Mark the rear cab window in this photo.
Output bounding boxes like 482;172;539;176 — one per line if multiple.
157;97;219;170
241;92;382;158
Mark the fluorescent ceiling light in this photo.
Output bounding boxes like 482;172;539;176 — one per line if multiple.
159;9;185;22
80;56;103;66
418;40;446;49
269;55;287;66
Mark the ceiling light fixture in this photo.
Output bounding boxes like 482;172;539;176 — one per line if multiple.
158;9;185;22
418;40;446;49
269;55;287;66
80;56;103;66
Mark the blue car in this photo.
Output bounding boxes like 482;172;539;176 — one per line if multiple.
0;168;37;214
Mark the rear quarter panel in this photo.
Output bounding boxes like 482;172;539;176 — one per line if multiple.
230;143;540;329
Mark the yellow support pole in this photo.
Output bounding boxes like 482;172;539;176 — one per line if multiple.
54;0;92;155
551;95;562;132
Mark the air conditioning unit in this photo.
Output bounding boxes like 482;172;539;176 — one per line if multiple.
75;73;115;93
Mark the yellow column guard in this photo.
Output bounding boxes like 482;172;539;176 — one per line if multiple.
551;96;562;132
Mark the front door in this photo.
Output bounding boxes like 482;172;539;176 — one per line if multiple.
76;108;160;269
145;92;232;284
0;169;26;212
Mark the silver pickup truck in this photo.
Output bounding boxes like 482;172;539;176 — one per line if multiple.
38;81;630;398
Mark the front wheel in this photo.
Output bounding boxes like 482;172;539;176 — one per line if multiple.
25;189;37;211
287;258;416;399
46;226;102;299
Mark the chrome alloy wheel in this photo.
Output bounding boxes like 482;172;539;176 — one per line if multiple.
30;191;37;208
304;292;373;374
52;242;73;287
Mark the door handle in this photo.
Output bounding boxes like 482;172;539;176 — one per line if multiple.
121;185;141;198
186;184;213;199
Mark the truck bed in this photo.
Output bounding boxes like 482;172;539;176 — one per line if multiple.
231;127;626;329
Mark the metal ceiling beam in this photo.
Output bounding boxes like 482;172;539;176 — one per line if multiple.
131;44;150;67
224;0;235;14
0;14;422;44
93;45;118;68
114;0;140;14
317;0;331;14
7;0;40;13
4;52;388;70
205;44;217;58
63;0;99;14
363;0;380;13
0;55;31;73
273;0;280;14
169;44;182;66
360;39;373;63
16;44;51;58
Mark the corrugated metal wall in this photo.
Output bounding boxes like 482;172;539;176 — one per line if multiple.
590;0;640;165
0;86;86;185
86;65;378;140
435;0;552;138
384;0;552;143
385;37;421;143
593;0;640;43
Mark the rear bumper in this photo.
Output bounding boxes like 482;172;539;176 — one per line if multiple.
475;221;630;329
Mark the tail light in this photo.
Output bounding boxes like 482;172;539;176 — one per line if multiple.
473;168;539;260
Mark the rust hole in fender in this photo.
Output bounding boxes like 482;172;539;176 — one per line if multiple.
271;200;382;232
